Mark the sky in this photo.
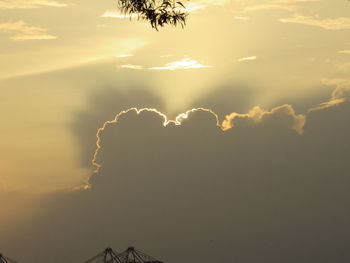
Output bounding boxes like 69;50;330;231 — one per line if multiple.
1;0;350;262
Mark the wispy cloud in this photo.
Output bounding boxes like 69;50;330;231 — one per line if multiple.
337;50;350;55
234;16;250;20
117;64;143;70
0;0;67;9
238;56;257;62
101;10;138;19
193;0;232;8
0;21;57;41
243;3;295;13
309;78;350;111
160;54;174;58
149;58;212;70
116;54;134;58
338;63;350;73
116;58;212;70
280;14;350;30
241;0;319;13
182;2;205;12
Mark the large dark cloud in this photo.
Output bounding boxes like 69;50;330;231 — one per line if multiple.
71;87;164;167
2;89;350;263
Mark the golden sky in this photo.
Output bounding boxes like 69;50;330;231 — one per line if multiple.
1;0;349;190
1;0;350;262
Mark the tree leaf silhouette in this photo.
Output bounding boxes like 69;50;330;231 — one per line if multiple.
117;0;188;30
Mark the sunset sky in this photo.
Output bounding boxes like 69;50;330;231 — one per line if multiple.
1;0;350;262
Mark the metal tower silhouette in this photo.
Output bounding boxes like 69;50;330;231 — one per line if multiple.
84;248;121;263
116;247;163;263
83;247;163;263
0;254;18;263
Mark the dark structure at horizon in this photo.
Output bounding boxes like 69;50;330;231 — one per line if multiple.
0;254;18;263
84;247;163;263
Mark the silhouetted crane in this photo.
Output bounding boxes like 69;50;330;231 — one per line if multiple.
0;254;18;263
83;247;163;263
116;247;163;263
84;248;121;263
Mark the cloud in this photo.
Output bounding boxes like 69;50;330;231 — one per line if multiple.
90;103;312;177
117;64;144;70
241;0;319;13
337;50;350;55
115;58;212;71
101;10;139;19
91;107;220;174
338;62;350;73
193;0;231;7
70;88;164;173
222;104;305;134
242;3;296;13
0;21;56;41
88;81;350;187
238;56;257;62
180;2;206;12
0;0;67;9
160;54;173;58
325;79;350;101
279;14;350;30
309;78;350;111
149;58;212;70
116;54;134;58
3;84;350;262
234;16;250;20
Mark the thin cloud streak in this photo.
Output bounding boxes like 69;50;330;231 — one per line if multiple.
101;10;138;19
280;14;350;30
0;0;68;9
0;21;56;41
234;16;250;20
117;64;144;70
116;58;212;71
116;54;134;58
149;58;212;70
241;0;320;13
238;56;257;62
338;50;350;55
180;2;205;12
309;79;350;111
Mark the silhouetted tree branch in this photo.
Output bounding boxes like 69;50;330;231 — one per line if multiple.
117;0;188;30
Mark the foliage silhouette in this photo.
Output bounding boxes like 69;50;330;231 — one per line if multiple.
117;0;188;29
